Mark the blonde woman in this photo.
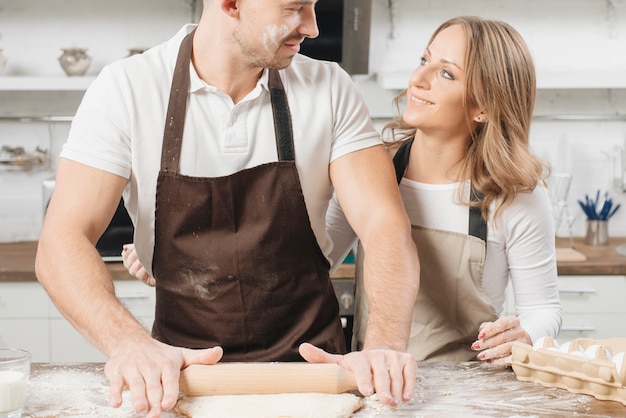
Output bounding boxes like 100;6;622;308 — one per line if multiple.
327;16;562;364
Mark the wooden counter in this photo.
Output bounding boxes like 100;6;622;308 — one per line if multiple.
555;237;626;275
3;238;626;282
23;362;626;417
0;241;134;282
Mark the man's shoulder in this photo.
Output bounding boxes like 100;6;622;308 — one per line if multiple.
285;55;348;80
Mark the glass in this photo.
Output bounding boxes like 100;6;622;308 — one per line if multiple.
0;349;30;418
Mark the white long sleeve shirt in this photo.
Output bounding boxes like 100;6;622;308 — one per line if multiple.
326;179;562;343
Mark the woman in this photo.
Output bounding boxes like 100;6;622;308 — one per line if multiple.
327;16;562;364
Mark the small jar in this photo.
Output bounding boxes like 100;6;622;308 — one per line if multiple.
59;48;92;76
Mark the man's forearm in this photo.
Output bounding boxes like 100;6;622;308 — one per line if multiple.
36;236;151;357
362;228;419;351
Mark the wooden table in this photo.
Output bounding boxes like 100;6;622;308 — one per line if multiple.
23;362;626;417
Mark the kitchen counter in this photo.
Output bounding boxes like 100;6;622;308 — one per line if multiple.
3;238;626;282
0;241;134;282
23;362;626;417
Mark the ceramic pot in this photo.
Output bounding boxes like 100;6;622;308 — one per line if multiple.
59;48;91;76
0;50;6;75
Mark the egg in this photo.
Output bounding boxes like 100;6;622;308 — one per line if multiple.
584;344;612;361
533;336;559;350
612;352;625;377
559;340;582;353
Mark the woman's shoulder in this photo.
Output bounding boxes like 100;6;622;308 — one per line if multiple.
494;185;553;229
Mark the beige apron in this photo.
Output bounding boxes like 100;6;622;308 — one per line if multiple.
352;139;498;361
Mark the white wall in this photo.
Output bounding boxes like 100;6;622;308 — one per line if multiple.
1;0;626;242
362;0;626;239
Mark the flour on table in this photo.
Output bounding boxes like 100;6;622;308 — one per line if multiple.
176;392;363;418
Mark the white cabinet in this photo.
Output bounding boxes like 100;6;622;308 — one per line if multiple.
557;275;626;341
0;280;155;362
0;282;50;361
504;275;626;343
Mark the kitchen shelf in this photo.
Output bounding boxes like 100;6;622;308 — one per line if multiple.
377;70;626;91
0;76;95;91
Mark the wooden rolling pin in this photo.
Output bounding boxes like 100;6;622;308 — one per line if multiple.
179;362;358;396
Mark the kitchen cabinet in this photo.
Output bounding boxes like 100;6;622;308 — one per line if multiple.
558;275;626;340
504;274;626;342
374;0;626;91
0;279;155;362
0;282;50;361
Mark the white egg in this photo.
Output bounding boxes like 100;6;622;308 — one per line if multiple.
533;336;559;350
584;345;612;361
612;352;625;375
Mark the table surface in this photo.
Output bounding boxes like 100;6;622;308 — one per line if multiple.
22;362;626;417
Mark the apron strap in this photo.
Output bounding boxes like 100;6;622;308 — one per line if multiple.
161;28;195;173
469;189;487;243
268;70;295;162
391;137;487;243
392;138;414;183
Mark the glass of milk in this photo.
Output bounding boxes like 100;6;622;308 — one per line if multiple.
0;349;30;418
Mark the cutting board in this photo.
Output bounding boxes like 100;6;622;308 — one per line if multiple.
179;363;358;396
556;247;587;262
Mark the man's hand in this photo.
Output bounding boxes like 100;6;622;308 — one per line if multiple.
105;339;223;417
299;342;416;406
471;316;531;365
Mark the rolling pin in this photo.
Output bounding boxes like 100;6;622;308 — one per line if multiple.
179;362;358;396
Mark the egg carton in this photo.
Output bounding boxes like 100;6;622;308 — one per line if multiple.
511;337;626;405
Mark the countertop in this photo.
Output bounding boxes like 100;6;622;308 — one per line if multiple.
3;238;626;282
23;362;626;417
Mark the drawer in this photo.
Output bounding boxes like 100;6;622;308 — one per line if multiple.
557;313;626;342
0;318;50;362
114;280;156;317
558;275;626;314
0;282;50;318
49;318;107;363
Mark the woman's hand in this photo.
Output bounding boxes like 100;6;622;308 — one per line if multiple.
471;316;531;365
121;243;156;286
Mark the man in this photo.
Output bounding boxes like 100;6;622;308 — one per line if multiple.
35;1;420;416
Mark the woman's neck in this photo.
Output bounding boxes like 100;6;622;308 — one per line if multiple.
404;131;469;184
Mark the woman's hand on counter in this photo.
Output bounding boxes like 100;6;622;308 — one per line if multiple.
122;243;156;286
471;317;532;365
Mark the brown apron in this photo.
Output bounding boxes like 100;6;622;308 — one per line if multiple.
352;139;498;361
150;29;345;362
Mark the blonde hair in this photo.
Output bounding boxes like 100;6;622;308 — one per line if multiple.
384;16;549;220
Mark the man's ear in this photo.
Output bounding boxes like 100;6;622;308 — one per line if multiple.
220;0;240;17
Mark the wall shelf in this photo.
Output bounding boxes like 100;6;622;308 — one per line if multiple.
0;76;95;92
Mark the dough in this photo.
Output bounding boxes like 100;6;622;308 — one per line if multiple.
176;392;363;418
